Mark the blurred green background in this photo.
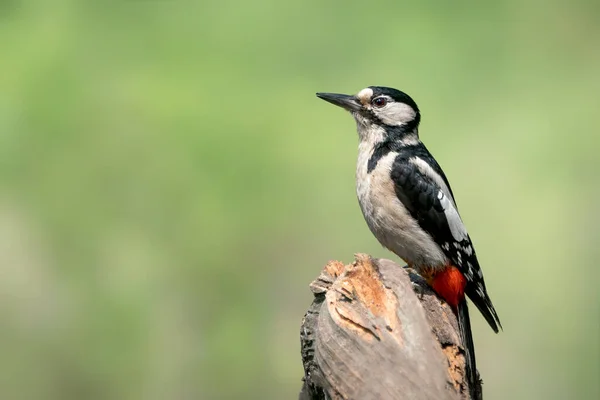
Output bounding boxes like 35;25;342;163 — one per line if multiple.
0;0;599;399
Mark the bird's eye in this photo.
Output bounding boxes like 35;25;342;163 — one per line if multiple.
372;97;387;108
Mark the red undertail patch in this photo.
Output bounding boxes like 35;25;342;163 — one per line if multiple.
431;266;467;309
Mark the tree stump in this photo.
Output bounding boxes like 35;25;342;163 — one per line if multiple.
299;254;482;400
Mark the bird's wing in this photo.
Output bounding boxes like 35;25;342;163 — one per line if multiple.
391;154;470;261
390;153;501;332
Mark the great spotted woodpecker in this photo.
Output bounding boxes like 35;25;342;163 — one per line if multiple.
317;86;501;398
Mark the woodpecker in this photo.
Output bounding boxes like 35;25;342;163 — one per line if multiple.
317;86;501;398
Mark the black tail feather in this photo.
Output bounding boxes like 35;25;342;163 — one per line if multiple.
458;300;482;400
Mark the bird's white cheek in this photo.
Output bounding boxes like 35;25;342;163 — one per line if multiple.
376;103;416;126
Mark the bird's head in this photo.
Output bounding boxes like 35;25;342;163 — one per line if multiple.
317;86;421;144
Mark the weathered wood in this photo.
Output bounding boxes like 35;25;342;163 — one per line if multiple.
299;254;481;400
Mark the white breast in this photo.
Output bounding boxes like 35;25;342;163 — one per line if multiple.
355;143;448;268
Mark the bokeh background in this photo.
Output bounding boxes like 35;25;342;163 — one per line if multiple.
1;1;599;399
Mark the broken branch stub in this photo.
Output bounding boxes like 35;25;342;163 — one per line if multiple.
299;254;480;400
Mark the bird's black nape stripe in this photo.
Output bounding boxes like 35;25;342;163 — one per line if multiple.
367;143;393;173
366;115;421;174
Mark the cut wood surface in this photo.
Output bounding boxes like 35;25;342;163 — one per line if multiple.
299;254;481;400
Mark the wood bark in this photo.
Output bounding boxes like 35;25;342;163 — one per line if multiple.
299;254;482;400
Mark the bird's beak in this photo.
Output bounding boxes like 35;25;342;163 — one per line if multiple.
316;92;362;112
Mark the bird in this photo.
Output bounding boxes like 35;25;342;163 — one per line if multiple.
316;86;501;398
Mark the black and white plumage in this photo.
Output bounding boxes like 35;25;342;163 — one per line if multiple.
317;86;501;398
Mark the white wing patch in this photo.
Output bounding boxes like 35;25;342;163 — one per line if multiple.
410;157;456;208
437;189;468;242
